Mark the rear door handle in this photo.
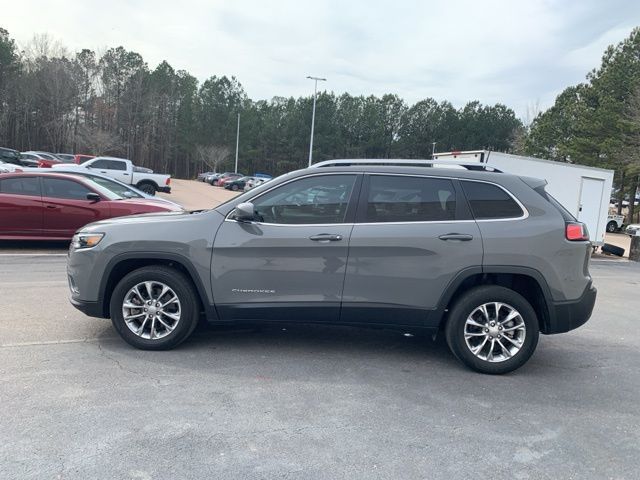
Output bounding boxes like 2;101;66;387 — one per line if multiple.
439;233;473;241
45;205;58;209
309;234;343;242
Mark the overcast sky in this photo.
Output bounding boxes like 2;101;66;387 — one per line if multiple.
3;0;640;119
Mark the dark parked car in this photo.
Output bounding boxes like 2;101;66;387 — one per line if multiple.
224;176;253;191
0;172;181;240
67;159;596;374
1;147;37;167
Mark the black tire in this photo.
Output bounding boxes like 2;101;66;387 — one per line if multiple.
601;243;625;257
109;266;200;350
231;184;239;191
606;221;618;233
445;285;539;374
137;182;156;196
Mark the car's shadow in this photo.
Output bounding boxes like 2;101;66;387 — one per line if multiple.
95;321;472;382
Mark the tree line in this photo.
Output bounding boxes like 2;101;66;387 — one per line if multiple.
0;28;522;178
524;27;640;218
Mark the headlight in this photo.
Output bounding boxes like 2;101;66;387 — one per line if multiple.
71;233;105;250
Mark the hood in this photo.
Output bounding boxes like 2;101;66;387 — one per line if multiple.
116;198;183;211
81;208;220;231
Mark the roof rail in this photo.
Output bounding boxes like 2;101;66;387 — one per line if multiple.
309;158;502;172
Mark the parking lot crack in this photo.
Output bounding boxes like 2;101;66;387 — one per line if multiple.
96;343;162;386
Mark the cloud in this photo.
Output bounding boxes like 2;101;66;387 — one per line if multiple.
2;0;639;118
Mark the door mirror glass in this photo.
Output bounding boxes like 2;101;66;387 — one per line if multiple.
234;202;255;221
86;192;101;202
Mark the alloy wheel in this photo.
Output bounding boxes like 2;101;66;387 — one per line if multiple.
122;281;181;340
463;302;526;362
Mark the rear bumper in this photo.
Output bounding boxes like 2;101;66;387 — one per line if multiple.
545;283;597;334
70;296;105;318
157;186;171;193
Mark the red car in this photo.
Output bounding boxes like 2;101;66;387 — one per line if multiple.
74;154;95;164
0;172;181;240
213;172;243;186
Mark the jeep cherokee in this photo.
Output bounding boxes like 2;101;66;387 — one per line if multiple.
67;160;597;374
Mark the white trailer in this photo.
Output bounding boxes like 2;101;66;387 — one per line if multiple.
433;150;615;245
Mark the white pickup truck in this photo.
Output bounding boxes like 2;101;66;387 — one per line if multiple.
606;214;625;233
53;156;171;195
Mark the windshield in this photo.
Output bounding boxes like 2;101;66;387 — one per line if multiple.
79;177;124;200
87;175;143;198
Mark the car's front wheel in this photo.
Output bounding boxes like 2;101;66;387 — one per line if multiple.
109;266;200;350
445;286;539;374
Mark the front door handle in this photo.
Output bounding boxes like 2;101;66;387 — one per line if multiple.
439;233;473;241
309;234;343;242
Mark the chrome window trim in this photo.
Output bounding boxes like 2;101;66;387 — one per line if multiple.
224;171;529;226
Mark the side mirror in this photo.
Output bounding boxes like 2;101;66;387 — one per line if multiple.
86;192;101;202
234;202;255;221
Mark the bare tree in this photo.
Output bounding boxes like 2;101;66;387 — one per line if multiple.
75;124;123;155
196;144;230;173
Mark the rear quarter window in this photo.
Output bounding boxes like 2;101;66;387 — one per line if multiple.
461;181;524;220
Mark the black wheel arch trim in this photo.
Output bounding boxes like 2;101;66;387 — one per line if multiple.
435;265;558;334
97;251;216;320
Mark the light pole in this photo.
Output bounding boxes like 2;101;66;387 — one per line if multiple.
431;142;437;158
307;75;327;166
234;113;240;173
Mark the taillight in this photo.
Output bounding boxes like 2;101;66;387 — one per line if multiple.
38;161;45;167
166;177;171;185
566;222;589;241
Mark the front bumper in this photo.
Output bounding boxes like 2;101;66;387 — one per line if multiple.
70;296;105;318
545;283;597;334
158;186;171;193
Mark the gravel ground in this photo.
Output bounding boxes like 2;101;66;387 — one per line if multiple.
158;178;239;210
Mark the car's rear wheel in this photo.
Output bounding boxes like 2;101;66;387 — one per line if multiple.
137;182;156;196
445;286;539;374
110;266;199;350
606;221;618;233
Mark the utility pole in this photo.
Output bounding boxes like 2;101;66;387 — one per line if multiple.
307;76;327;166
234;113;240;173
432;142;437;158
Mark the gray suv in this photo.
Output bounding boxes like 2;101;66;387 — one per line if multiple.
67;160;596;374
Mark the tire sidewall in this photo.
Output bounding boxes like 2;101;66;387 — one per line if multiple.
110;267;198;350
446;286;539;374
138;183;156;195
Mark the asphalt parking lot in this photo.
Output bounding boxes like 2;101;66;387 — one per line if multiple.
0;252;638;479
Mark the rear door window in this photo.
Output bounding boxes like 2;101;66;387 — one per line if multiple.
461;181;524;220
0;177;41;196
364;175;457;222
